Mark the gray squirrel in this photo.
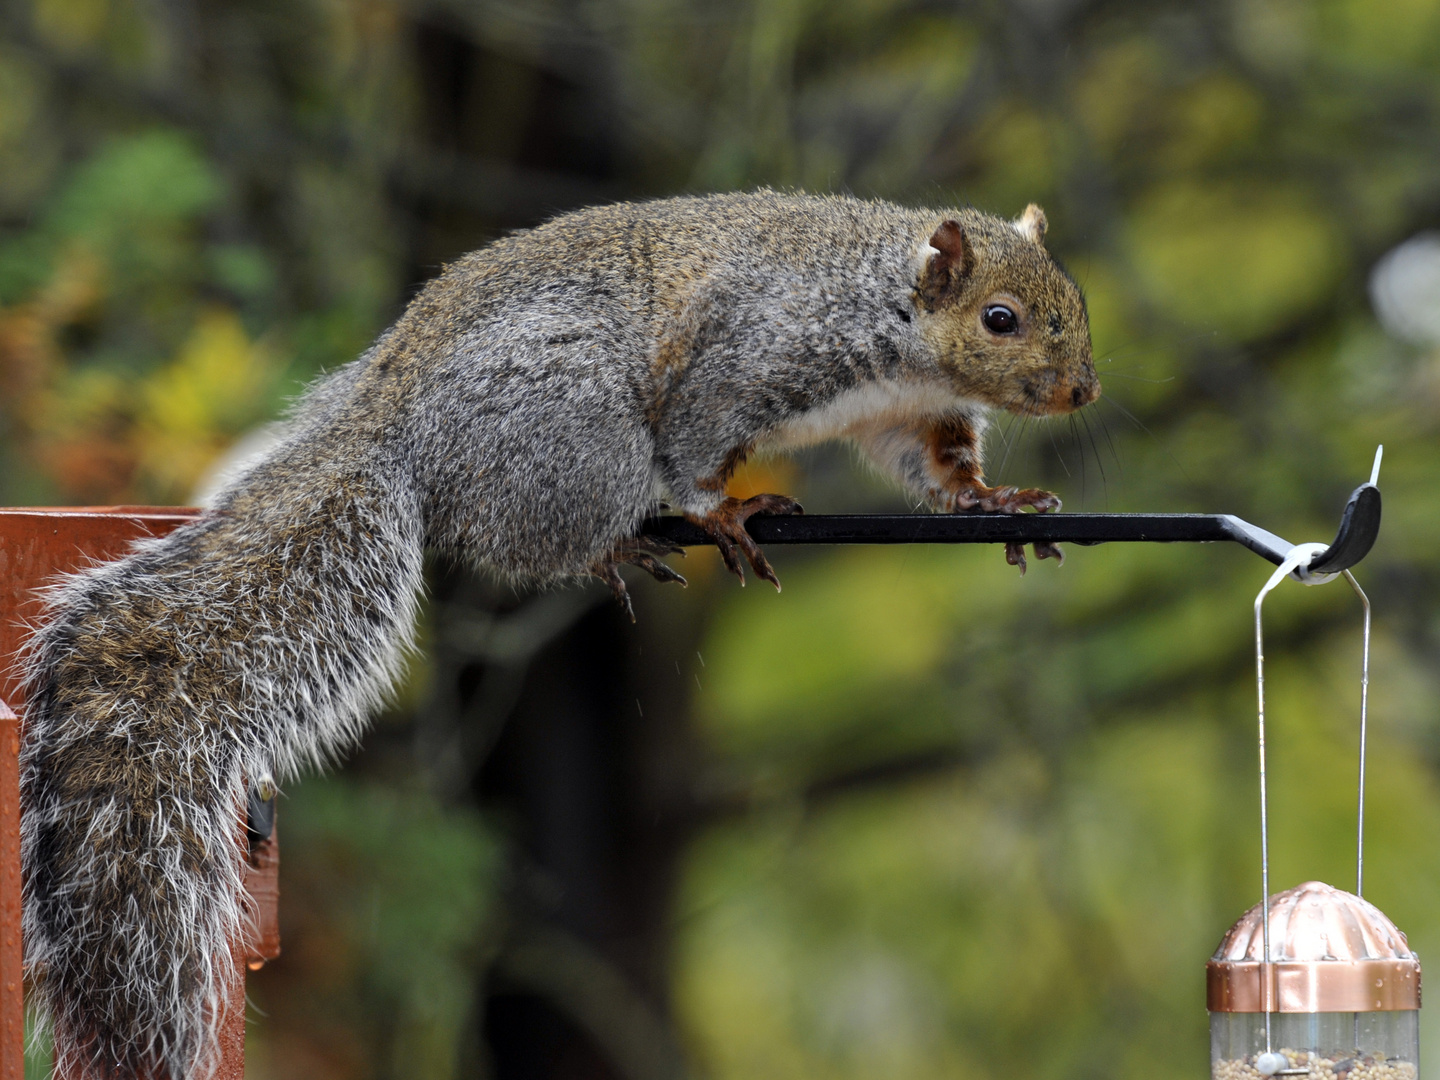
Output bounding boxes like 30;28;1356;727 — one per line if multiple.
19;190;1097;1078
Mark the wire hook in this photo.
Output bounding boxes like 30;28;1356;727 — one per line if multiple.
1252;540;1375;1053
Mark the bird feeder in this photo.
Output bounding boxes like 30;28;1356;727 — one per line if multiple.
1210;882;1419;1079
1208;460;1420;1080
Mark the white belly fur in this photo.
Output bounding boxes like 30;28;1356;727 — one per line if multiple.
760;379;987;451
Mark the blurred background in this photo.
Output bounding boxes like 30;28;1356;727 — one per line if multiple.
3;0;1440;1077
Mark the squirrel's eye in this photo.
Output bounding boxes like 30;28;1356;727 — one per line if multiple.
982;305;1018;334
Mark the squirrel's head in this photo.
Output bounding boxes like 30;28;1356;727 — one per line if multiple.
913;204;1098;416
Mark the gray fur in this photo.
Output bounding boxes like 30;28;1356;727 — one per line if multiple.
20;191;1095;1078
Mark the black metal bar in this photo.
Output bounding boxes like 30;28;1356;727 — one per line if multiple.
639;483;1382;575
643;512;1241;547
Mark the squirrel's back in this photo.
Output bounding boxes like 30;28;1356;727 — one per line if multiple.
351;191;948;579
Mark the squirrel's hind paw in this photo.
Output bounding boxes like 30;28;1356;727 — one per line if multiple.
593;536;690;620
687;494;803;591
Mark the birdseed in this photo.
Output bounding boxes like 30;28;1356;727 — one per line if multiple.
1214;1050;1417;1080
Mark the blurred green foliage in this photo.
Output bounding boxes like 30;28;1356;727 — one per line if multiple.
250;779;502;1080
4;0;1440;1079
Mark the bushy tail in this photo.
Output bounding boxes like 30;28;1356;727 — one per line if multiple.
20;458;423;1078
21;668;250;1079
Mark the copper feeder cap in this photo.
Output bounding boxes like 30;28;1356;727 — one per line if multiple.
1208;881;1421;1013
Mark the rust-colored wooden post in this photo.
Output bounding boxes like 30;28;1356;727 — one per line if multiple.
0;507;280;1079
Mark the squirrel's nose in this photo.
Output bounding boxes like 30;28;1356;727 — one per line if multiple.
1040;365;1099;414
1061;372;1100;411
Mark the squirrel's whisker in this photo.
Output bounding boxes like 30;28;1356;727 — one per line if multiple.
1096;371;1175;384
1080;408;1109;505
1046;418;1072;479
1091;404;1123;481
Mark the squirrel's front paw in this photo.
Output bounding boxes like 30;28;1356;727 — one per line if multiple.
687;493;803;591
944;483;1063;574
950;484;1061;514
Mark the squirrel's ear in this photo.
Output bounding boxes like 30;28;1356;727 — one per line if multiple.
1015;203;1048;245
919;219;974;308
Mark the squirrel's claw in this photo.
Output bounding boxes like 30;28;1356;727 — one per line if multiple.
1034;540;1065;566
688;493;803;592
1005;541;1028;575
626;552;688;587
711;531;750;585
591;560;637;621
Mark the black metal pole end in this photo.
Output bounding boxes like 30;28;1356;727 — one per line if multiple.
1307;483;1382;575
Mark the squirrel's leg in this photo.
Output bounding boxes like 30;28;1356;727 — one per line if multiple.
652;335;807;588
591;536;688;620
854;411;1063;573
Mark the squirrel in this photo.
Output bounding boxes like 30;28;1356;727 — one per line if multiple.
18;189;1097;1079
